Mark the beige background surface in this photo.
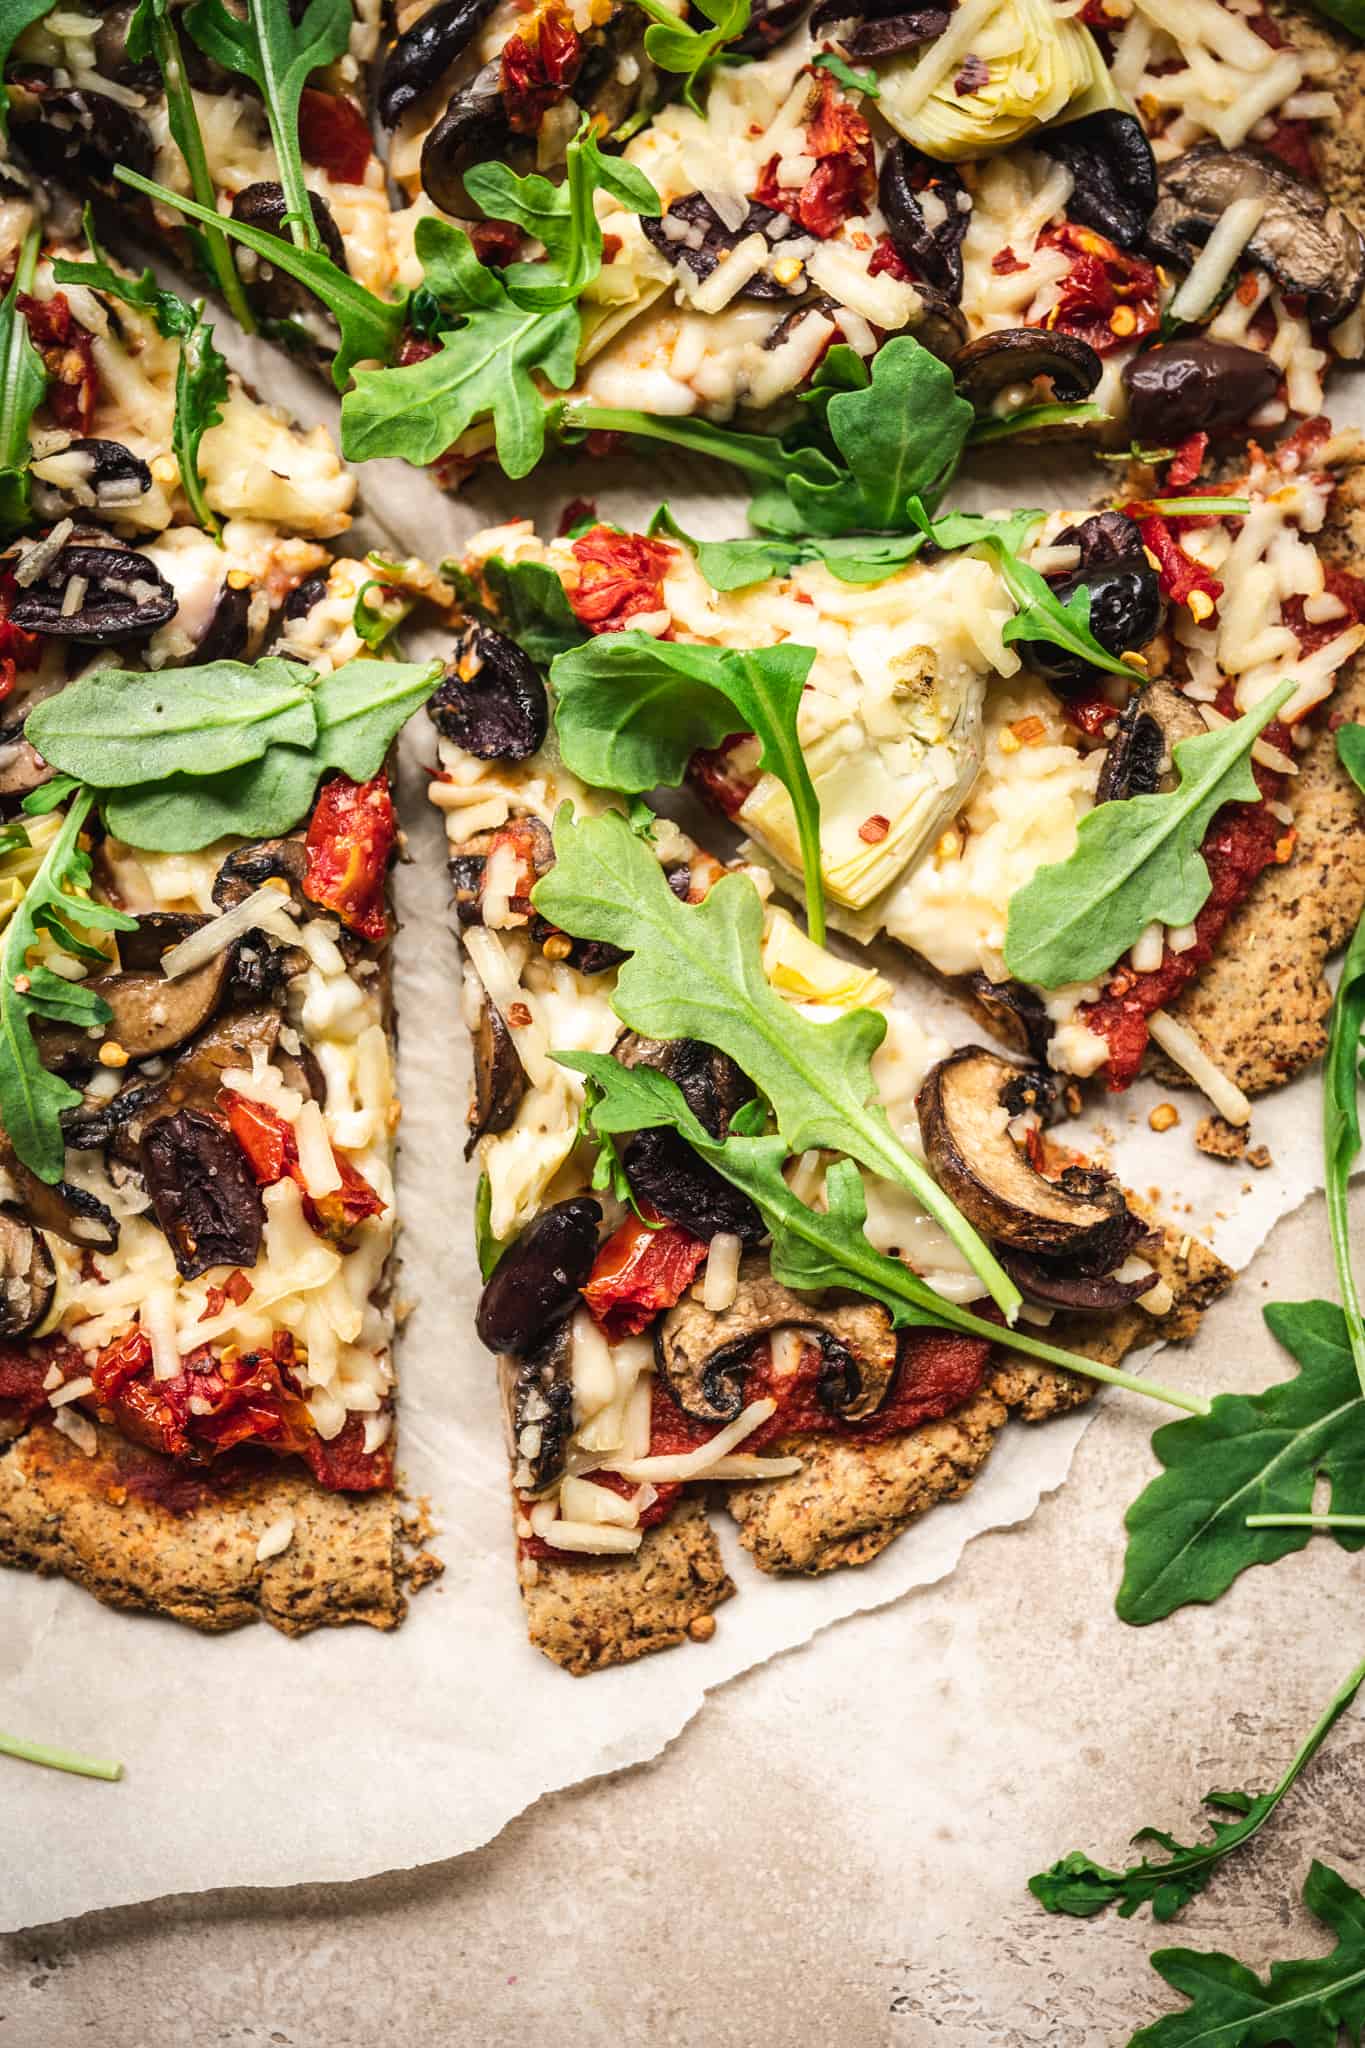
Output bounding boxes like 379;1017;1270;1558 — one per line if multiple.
1;1191;1360;2048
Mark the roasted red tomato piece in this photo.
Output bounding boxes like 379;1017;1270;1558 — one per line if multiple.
1040;224;1159;354
298;87;373;184
303;771;395;941
582;1214;709;1341
754;71;875;238
19;291;98;434
568;526;675;632
500;1;582;133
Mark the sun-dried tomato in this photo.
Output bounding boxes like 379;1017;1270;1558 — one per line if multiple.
1061;691;1122;741
690;736;756;817
398;333;440;367
0;573;41;674
222;1090;387;1239
753;70;875;239
1039;223;1159;355
303;771;395;942
1260;118;1317;183
19;291;98;434
468;218;522;268
1166;431;1208;490
568;526;674;633
1283;562;1365;656
582;1213;709;1341
991;245;1027;275
500;1;582;134
297;86;373;185
1127;508;1224;613
868;234;912;282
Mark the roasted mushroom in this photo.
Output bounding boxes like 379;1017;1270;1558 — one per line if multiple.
9;73;155;191
1095;678;1206;803
614;1032;751;1138
1037;111;1157;250
917;1046;1136;1262
231;184;349;322
500;1318;574;1488
642;195;803;300
0;715;51;800
952;328;1103;410
378;0;503;125
64;1008;284;1167
30;439;153;521
475;1196;602;1354
878;142;970;301
8;543;178;642
0;1134;118;1251
965;971;1053;1063
430;626;549;762
998;1245;1158;1312
466;994;528;1156
1147;142;1365;325
140;1107;265;1279
37;947;233;1069
0;1212;56;1337
420;58;512;216
1122;339;1280;443
655;1256;897;1424
211;835;309;909
622;1128;765;1242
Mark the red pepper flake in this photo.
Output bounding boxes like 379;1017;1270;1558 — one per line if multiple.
500;2;582;134
302;771;395;942
297;87;373;185
1166;431;1208;490
753;70;875;239
858;813;891;843
507;1002;533;1027
991;245;1027;275
954;52;988;94
19;292;97;434
1039;223;1159;355
569;525;674;633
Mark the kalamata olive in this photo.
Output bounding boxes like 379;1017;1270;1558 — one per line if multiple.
878;142;970;302
762;295;842;353
9;543;177;642
466;994;527;1156
93;1;159;87
29;438;153;521
623;1127;765;1242
140;1108;265;1279
809;0;950;55
9;73;155;191
231;183;348;322
420;60;513;217
1016;564;1163;688
283;571;330;621
476;1196;602;1354
642;195;800;300
732;0;807;55
1037;111;1157;251
1053;508;1147;574
430;625;549;761
912;286;970;362
191;581;254;663
1122;340;1280;444
378;0;502;125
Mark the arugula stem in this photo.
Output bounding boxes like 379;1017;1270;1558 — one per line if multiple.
1246;1513;1365;1529
1142;497;1251;517
1324;973;1365;1396
559;402;790;481
246;0;317;253
14;219;38;295
146;0;257;334
0;1729;123;1780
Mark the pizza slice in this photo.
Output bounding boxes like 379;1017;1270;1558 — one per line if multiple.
426;595;1231;1672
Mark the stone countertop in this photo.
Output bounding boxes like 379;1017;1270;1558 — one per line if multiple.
2;1192;1360;2048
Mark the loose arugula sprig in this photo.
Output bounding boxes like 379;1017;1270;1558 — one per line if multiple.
812;50;880;95
624;0;749;108
549;633;827;940
0;221;45;538
1323;724;1365;1394
1003;680;1296;990
0;1728;123;1781
0;791;136;1182
126;0;256;332
444;553;587;666
1030;1657;1365;1920
562;1052;1207;1411
184;0;351;254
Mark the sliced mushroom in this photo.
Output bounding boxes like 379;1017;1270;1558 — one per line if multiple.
378;0;503;125
917;1047;1135;1261
998;1245;1158;1311
614;1032;752;1138
430;625;549;762
0;1133;118;1251
952;329;1103;410
1147;142;1365;325
966;971;1053;1063
30;439;153;522
0;720;51;799
420;59;512;216
910;286;969;363
475;1196;602;1355
655;1255;897;1425
1122;339;1279;444
1037;111;1157;251
63;1008;283;1166
878;142;970;302
467;994;527;1157
622;1128;765;1243
211;835;308;909
9;543;177;642
500;1319;574;1489
1096;679;1206;803
0;1212;56;1336
231;184;349;323
140;1107;265;1279
37;932;232;1069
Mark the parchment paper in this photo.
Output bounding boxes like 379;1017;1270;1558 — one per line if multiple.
0;349;1351;1931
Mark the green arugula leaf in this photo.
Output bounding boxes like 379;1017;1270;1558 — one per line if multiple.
27;659;320;787
114;167;406;388
1324;723;1365;1394
0;1728;123;1780
310;657;443;779
1030;1657;1365;1920
967;401;1107;444
53;211;196;339
649;505;808;590
184;0;351;255
172;305;229;540
446;554;587;666
126;0;256;331
353;580;404;651
624;0;749;108
533;808;1020;1319
474;1171;507;1279
467;121;659;310
0;0;56;132
1303;0;1365;36
0;793;136;1181
1130;1861;1365;2048
812;49;880;94
1003;680;1295;989
100;749;323;852
550;632;827;939
1117;1299;1365;1625
564;1052;1208;1411
0;224;45;539
809;532;927;584
801;334;973;531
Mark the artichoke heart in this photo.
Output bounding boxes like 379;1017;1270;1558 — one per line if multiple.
578;234;673;363
738;664;986;911
762;906;893;1011
877;0;1118;161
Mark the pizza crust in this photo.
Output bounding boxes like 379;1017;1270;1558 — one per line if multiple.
521;1495;733;1676
0;1420;404;1636
723;1225;1231;1576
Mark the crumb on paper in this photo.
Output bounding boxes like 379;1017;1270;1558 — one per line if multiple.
1195;1115;1250;1161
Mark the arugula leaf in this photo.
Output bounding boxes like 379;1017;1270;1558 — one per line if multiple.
27;659;319;787
564;1052;1208;1411
126;0;256;332
446;554;587;666
0;793;136;1181
812;50;880;94
53;211;195;339
550;633;827;939
172;306;229;540
803;335;973;531
474;1172;507;1279
184;0;351;255
967;401;1107;444
115;167;405;387
309;657;443;779
0;0;56;132
0;1728;123;1781
624;0;749;108
1003;680;1295;988
534;808;1015;1319
649;505;808;591
0;224;44;538
1030;1657;1365;1920
1324;723;1365;1394
353;580;403;650
101;749;324;852
1117;1299;1365;1625
1130;1861;1365;2048
1303;0;1365;36
466;123;659;310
